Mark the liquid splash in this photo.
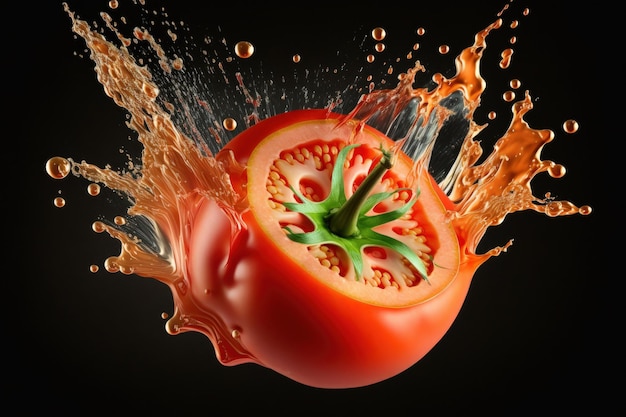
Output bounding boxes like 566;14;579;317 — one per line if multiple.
48;1;590;379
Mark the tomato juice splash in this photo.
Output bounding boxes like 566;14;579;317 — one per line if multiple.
46;0;591;388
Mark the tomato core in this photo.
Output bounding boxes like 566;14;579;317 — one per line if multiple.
326;145;395;238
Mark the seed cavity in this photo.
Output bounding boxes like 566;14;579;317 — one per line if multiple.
267;141;432;289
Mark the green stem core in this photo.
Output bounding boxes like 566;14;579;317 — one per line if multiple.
283;143;428;281
326;148;394;237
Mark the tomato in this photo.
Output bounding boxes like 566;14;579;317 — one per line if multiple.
188;109;479;388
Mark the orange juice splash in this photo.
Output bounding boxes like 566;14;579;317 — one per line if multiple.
48;3;590;367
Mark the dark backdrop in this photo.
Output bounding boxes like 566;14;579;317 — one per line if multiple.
13;0;612;414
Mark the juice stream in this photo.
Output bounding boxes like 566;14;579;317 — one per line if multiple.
47;4;590;364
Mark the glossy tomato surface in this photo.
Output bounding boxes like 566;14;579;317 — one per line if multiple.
188;109;478;388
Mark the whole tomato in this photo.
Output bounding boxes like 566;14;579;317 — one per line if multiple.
187;109;481;388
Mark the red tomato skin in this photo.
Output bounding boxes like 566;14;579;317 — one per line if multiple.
189;197;477;389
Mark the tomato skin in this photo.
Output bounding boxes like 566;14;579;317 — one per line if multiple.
187;110;481;388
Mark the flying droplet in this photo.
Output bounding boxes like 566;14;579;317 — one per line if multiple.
92;221;106;233
499;48;513;69
172;57;184;70
371;27;386;41
234;41;254;59
223;118;237;131
46;157;71;179
509;79;521;89
503;91;516;102
563;119;579;134
87;183;101;196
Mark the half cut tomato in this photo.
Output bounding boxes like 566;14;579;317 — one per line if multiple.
188;109;472;388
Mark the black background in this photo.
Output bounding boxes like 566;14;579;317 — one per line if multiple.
12;0;613;414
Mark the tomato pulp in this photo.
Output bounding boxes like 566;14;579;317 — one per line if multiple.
188;109;480;388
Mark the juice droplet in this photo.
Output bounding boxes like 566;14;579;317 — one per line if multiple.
231;329;241;339
46;157;71;179
90;264;99;273
510;20;519;29
499;48;513;69
114;216;126;225
563;119;579;133
53;197;66;208
172;57;184;70
579;205;592;215
92;221;106;233
108;0;118;9
366;54;375;63
234;41;254;58
223;117;237;131
161;312;169;319
438;45;450;54
87;183;101;196
371;27;386;41
292;54;301;63
503;90;516;102
375;42;385;53
509;36;517;44
488;111;497;120
416;27;425;36
510;79;521;89
412;43;419;51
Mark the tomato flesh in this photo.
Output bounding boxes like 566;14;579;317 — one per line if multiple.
188;109;474;388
